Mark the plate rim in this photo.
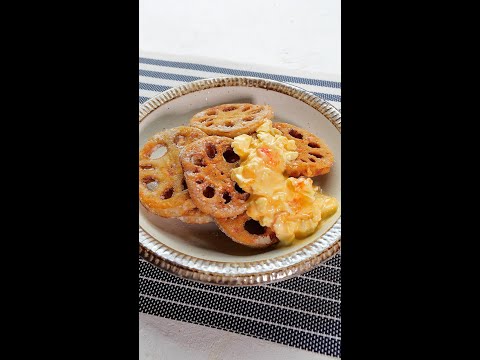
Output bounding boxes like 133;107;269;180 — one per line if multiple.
139;76;341;285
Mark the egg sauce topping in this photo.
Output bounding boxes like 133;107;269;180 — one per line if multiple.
231;120;338;245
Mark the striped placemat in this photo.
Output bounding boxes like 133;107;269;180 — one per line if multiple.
138;53;341;358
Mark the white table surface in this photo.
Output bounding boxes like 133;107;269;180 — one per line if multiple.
139;1;341;358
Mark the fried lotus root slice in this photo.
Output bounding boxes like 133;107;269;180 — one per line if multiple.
273;122;334;177
189;103;274;138
180;136;249;218
139;126;207;218
215;213;279;249
176;208;214;224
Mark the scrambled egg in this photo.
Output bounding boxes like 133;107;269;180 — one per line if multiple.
231;120;338;245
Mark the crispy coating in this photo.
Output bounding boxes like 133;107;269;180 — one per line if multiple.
215;213;278;249
176;208;214;224
273;122;334;177
139;126;208;218
190;103;273;138
180;136;249;218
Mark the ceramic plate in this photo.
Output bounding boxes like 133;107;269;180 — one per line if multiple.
139;77;341;285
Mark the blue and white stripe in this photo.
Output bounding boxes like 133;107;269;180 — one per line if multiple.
139;57;341;110
139;253;341;357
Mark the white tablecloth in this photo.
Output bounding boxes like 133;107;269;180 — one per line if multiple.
139;1;340;358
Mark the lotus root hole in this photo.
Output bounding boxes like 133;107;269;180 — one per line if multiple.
143;177;158;191
206;143;217;159
205;121;214;127
242;105;251;112
181;179;187;190
224;121;234;127
150;145;167;159
310;153;324;159
206;110;217;116
192;156;206;167
234;183;246;194
289;129;303;139
203;186;215;198
174;134;187;146
161;188;174;199
308;142;320;148
146;182;158;191
223;148;240;163
244;219;266;235
309;157;316;162
222;192;232;204
196;179;203;184
243;116;254;121
140;164;153;170
250;108;261;114
222;106;237;112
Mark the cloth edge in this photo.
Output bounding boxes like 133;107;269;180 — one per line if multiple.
139;50;341;83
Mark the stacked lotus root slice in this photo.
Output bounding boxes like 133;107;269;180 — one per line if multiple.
139;103;334;248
